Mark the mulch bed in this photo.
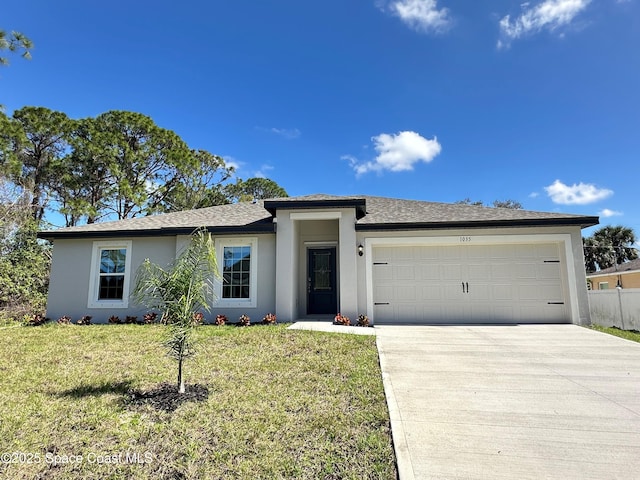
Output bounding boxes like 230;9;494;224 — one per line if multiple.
126;382;209;412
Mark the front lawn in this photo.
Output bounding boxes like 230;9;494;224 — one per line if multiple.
591;324;640;343
0;324;396;479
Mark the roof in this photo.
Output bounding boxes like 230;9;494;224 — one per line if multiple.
38;194;599;240
586;258;640;277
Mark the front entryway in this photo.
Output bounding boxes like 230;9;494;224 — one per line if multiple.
307;247;337;314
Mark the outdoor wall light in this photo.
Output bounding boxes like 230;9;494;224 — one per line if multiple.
358;244;364;256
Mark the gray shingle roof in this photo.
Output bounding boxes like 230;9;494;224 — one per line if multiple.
356;196;596;227
588;258;640;276
39;201;273;239
39;194;598;239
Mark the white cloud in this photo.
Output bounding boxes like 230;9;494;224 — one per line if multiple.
256;126;301;139
529;191;540;198
544;179;613;205
498;0;591;47
383;0;452;33
269;127;301;139
254;164;274;178
347;130;442;175
599;208;623;217
222;155;242;171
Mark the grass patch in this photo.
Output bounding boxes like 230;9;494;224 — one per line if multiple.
591;324;640;343
0;324;396;479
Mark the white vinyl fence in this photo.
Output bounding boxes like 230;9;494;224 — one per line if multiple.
588;288;640;331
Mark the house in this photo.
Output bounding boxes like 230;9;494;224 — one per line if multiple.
38;194;599;325
586;258;640;290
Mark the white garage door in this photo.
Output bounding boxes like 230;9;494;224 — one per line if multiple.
372;243;569;324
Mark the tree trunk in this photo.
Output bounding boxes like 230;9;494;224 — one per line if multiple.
178;355;185;394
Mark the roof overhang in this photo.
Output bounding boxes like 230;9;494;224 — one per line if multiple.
264;198;367;219
37;223;276;241
355;216;600;231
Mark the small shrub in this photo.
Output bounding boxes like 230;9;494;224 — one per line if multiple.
24;313;49;326
76;315;92;326
57;315;72;325
238;314;250;327
215;314;227;326
108;315;121;324
143;312;158;324
262;313;277;325
334;313;350;326
356;314;369;327
192;312;204;325
125;316;137;324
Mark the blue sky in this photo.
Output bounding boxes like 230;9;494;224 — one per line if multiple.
3;0;639;238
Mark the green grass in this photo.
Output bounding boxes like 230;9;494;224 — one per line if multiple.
0;324;396;479
591;324;640;343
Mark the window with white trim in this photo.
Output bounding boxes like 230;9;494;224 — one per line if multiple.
88;241;132;308
599;282;609;290
215;238;257;307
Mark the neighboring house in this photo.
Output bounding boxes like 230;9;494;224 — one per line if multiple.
38;194;598;325
586;258;640;290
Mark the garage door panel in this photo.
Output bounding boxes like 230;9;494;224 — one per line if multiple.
490;263;512;279
374;264;393;280
374;285;393;301
442;264;462;280
395;265;415;281
443;283;464;300
421;285;443;301
515;263;538;279
372;242;569;325
439;246;463;261
492;284;514;300
467;264;486;279
535;243;560;258
537;263;561;280
420;265;440;280
486;244;513;259
517;284;563;301
395;286;417;301
493;305;515;320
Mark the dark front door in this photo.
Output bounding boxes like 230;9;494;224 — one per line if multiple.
307;248;337;315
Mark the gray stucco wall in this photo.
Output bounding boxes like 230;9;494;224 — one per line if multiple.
47;236;177;323
46;233;277;324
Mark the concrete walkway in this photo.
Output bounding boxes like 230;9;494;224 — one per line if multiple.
375;325;640;480
287;321;376;336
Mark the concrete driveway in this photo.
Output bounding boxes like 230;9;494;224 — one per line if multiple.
375;325;640;480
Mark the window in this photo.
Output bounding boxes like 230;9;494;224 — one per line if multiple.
216;238;257;307
88;241;132;308
223;246;251;299
599;282;609;290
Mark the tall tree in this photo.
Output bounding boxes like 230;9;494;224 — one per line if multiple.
0;179;50;318
1;106;71;221
148;149;234;213
133;229;218;394
455;198;522;209
455;198;484;207
226;177;288;203
89;110;194;220
492;199;522;209
583;225;638;272
50;117;115;225
0;30;32;66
